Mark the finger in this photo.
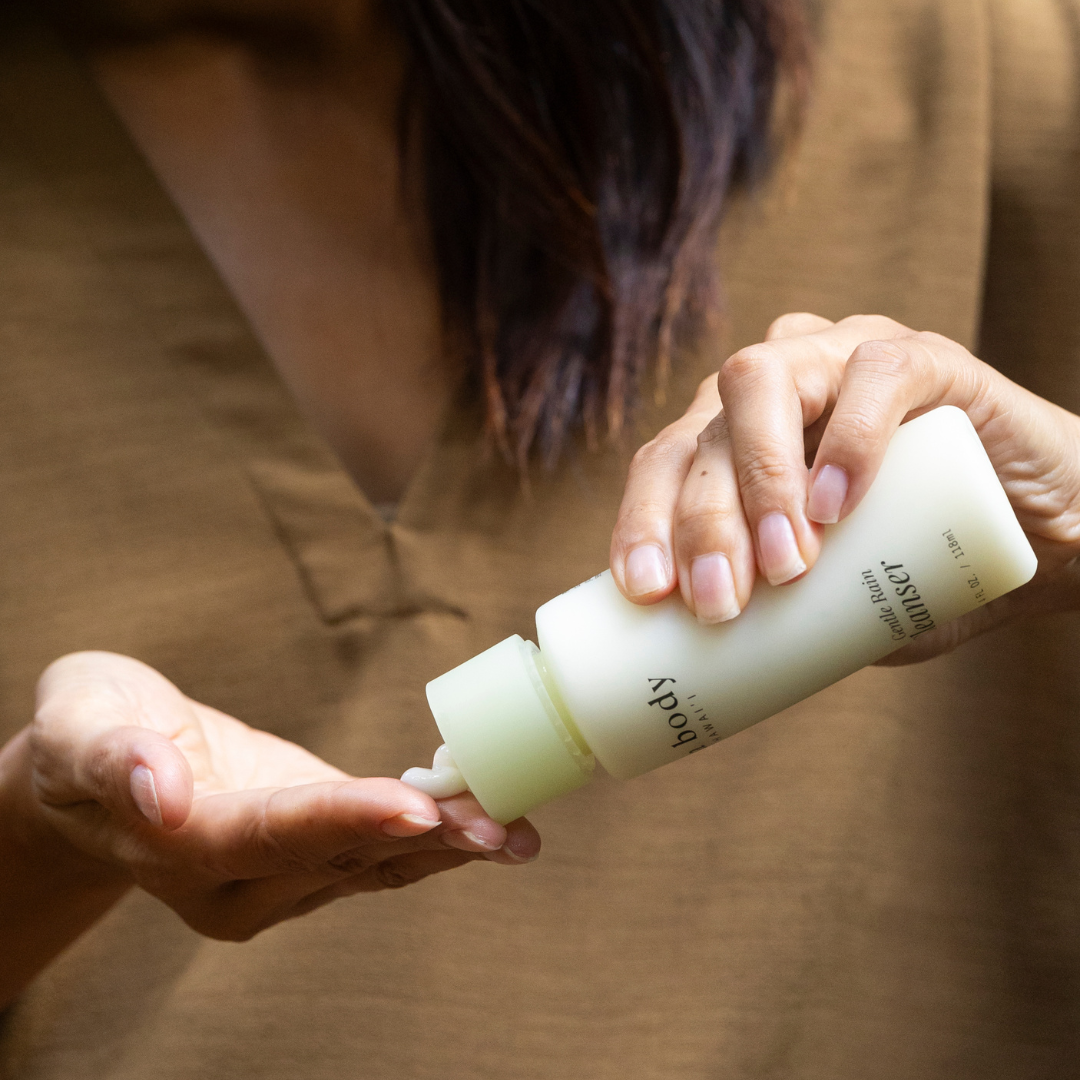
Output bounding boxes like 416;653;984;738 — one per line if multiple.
611;375;722;604
433;791;507;853
298;849;482;902
329;807;535;865
431;794;540;863
671;411;756;622
187;815;540;939
279;849;481;924
717;315;913;581
806;332;988;524
182;777;442;880
170;848;483;941
765;312;835;341
240;821;539;932
486;815;541;865
718;343;821;585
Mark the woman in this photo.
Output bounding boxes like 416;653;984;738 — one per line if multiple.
3;0;1080;1076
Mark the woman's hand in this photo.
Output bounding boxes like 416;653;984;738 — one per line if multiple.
0;651;538;1006
610;313;1080;662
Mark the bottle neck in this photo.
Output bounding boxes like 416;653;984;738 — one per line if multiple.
531;647;592;757
425;634;595;823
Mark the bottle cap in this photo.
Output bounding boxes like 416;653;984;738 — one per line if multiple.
425;635;595;824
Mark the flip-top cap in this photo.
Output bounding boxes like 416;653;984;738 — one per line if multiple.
425;635;595;824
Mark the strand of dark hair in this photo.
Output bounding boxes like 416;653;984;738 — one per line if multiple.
387;0;809;467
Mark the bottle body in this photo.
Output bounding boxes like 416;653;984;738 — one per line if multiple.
537;408;1036;780
424;407;1037;822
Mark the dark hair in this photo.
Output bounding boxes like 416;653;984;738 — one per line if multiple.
42;0;809;466
388;1;809;465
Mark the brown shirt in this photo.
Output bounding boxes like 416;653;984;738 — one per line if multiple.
3;1;1080;1077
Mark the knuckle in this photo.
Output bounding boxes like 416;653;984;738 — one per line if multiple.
739;453;797;502
327;849;376;875
630;429;697;474
674;497;738;539
374;860;419;890
84;739;115;789
848;338;913;378
766;311;816;337
914;329;948;347
719;345;779;389
825;409;882;451
65;732;127;807
617;497;675;533
838;313;906;338
913;329;963;359
766;313;797;336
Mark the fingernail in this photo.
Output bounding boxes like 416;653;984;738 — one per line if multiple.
380;813;441;838
624;544;669;597
441;829;502;853
757;513;806;585
485;845;539;865
130;764;163;827
807;464;848;524
690;553;740;624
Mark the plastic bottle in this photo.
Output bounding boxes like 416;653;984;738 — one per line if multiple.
406;407;1038;823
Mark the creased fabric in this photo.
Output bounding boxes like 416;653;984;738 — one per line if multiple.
3;3;1080;1078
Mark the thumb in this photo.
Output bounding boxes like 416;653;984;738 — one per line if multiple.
32;652;196;830
96;726;194;830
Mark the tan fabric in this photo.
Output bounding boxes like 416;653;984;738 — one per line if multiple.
3;1;1080;1077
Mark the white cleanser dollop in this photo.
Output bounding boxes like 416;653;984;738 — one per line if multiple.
401;743;470;799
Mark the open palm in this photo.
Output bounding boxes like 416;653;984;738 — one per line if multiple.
27;652;537;941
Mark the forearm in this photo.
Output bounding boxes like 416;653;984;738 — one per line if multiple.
0;728;130;1009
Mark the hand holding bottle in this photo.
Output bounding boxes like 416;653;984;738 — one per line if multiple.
0;651;538;1007
610;313;1080;661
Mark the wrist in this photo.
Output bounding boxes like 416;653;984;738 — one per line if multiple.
0;727;132;1007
